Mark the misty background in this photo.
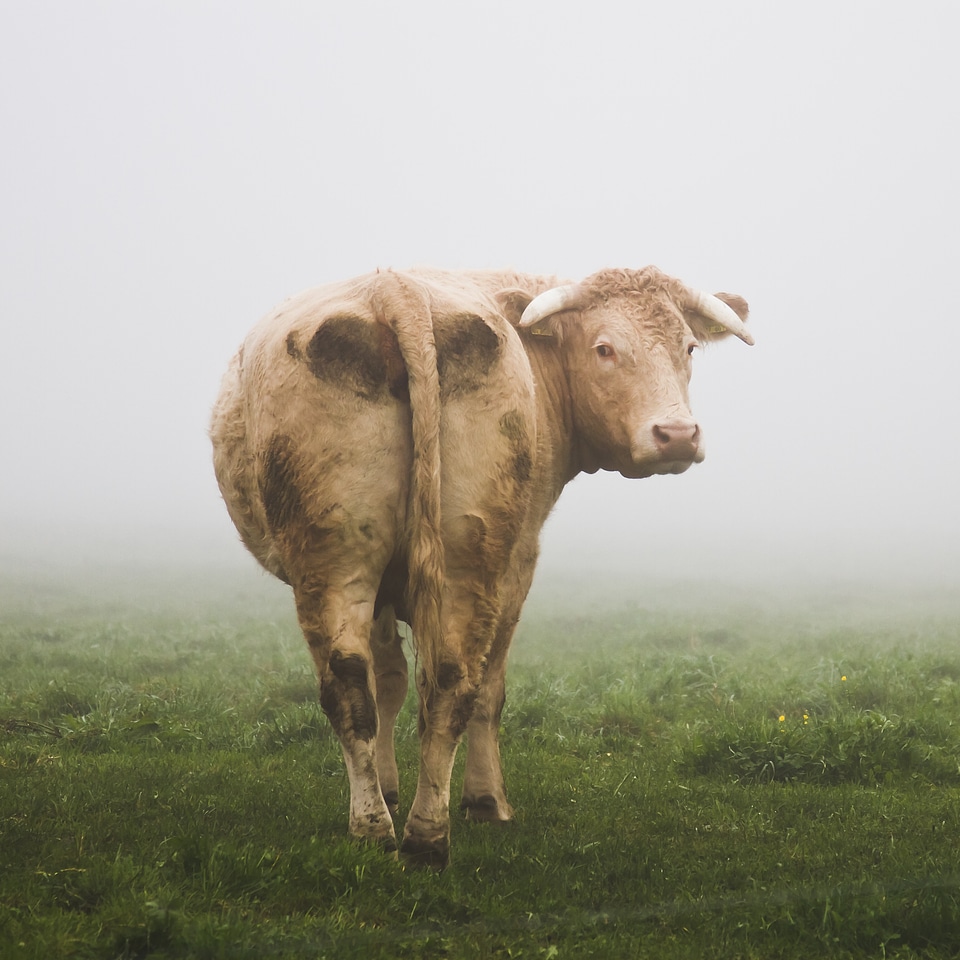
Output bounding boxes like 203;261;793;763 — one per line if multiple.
2;2;958;599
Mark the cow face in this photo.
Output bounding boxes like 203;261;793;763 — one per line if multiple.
566;292;699;477
531;267;749;480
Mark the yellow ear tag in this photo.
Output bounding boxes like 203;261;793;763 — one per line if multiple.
529;327;554;338
707;324;727;335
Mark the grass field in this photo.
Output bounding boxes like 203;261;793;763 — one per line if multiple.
2;563;960;958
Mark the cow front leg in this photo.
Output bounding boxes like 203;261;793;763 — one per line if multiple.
297;588;396;851
370;608;408;817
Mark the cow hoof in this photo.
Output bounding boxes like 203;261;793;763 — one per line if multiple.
461;794;514;823
399;833;450;871
349;814;396;853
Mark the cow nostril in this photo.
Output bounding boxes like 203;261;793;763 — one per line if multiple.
652;420;700;450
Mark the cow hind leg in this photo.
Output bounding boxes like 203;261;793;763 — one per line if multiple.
296;584;397;851
400;585;494;870
399;666;474;870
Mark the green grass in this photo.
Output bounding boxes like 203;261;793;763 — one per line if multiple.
2;566;960;958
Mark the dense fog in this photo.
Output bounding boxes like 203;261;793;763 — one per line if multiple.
2;3;958;593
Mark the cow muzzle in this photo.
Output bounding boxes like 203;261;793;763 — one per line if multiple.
652;418;701;462
627;417;704;476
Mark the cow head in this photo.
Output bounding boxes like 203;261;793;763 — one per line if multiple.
519;266;752;479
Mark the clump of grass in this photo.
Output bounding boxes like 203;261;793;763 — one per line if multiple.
248;701;334;753
686;708;960;785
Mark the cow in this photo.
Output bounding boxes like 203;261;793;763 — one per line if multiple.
210;265;752;869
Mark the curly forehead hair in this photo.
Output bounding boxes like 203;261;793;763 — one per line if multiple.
578;266;688;307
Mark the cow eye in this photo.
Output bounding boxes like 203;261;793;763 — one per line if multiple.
687;341;699;356
596;343;615;359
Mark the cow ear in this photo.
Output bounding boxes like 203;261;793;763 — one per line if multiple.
495;287;563;338
495;288;534;327
714;293;749;322
686;292;750;343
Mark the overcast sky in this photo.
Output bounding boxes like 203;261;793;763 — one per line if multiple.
2;1;958;587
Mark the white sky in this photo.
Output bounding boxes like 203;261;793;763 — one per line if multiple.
2;1;958;585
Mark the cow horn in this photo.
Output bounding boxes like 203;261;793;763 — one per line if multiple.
519;284;581;328
686;289;755;346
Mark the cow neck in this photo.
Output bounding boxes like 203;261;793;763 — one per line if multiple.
525;335;580;491
559;351;604;480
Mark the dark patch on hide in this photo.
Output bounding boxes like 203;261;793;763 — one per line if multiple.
436;659;464;691
320;650;378;741
450;686;479;739
417;690;477;740
498;409;526;443
318;680;345;735
435;313;501;397
499;410;533;484
260;437;342;553
260;435;305;533
419;661;478;740
305;315;389;402
330;650;369;682
285;332;301;360
513;450;532;484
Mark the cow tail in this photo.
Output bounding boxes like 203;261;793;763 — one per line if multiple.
372;271;445;693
